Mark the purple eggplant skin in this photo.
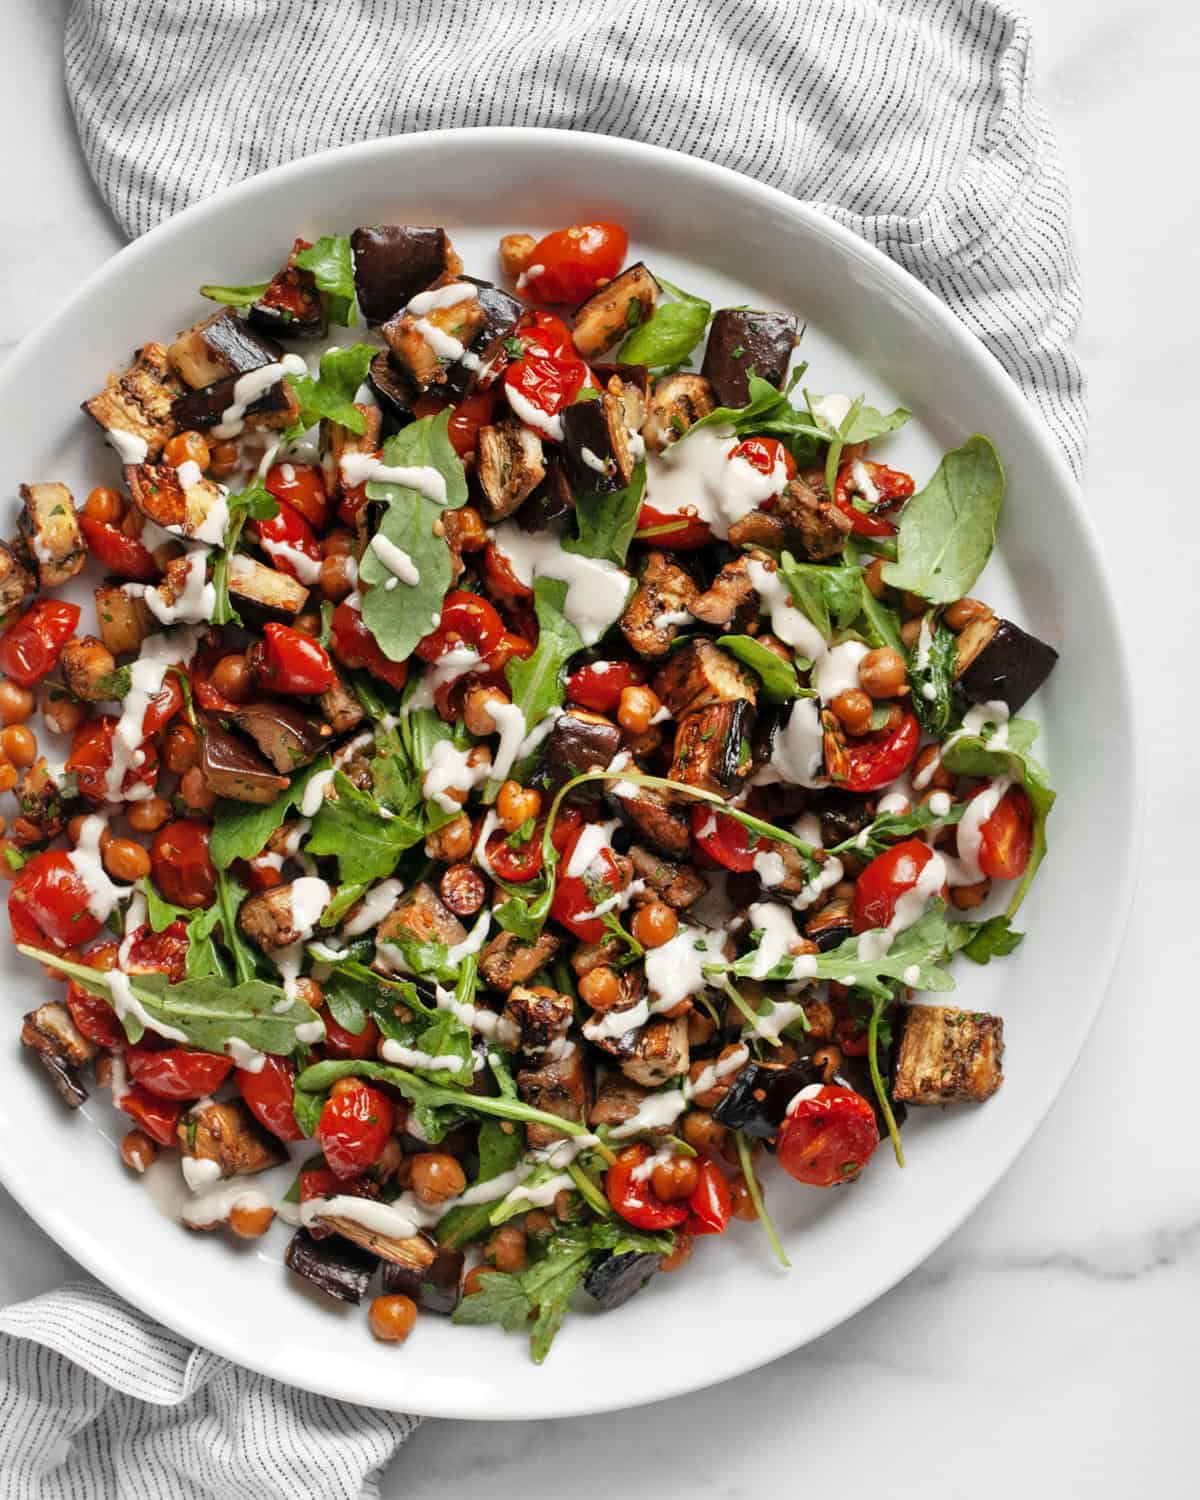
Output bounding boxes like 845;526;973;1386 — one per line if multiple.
713;1060;822;1139
590;362;650;396
382;1236;465;1314
27;1046;88;1109
285;1228;377;1304
198;715;290;804
701;309;798;408
366;349;419;427
442;280;524;401
231;701;332;774
171;372;294;432
958;618;1058;714
248;296;325;342
350;225;450;324
583;1251;660;1311
516;462;574;532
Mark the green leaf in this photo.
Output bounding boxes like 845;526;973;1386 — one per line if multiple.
292;1084;326;1140
857;576;906;654
183;902;226;980
215;869;258;986
323;968;369;1035
717;634;799;702
451;1269;532;1333
210;476;280;626
958;914;1025;964
909;615;960;738
306;771;427;885
288;344;375;434
616;277;711;368
524;1239;597;1363
804;392;911;445
562;461;646;567
687;371;820;465
209;755;331;869
777;551;861;643
827;802;963;860
292;235;356;326
92;666;132;700
141;877;188;932
199;281;270;309
882;435;1006;604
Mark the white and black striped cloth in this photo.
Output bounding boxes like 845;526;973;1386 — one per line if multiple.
2;3;1084;1496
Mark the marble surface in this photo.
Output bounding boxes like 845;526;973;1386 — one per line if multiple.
2;1;1197;1494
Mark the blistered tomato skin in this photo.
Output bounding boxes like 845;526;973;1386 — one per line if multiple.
606;1145;690;1231
126;1046;233;1100
149;821;217;911
78;515;160;580
415;590;504;662
237;1056;304;1142
690;806;759;873
976;784;1034;880
67;716;158;804
0;601;80;687
566;661;645;714
317;1080;395;1179
841;710;920;793
518;223;629;304
852;839;936;933
777;1086;880;1187
551;828;624;942
330;602;410;693
265;463;329;530
833;461;915;538
251;623;336;696
9;851;102;951
686;1158;733;1236
254;501;322;582
119;1085;184;1148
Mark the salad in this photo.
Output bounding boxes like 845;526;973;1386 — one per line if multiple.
8;218;1058;1362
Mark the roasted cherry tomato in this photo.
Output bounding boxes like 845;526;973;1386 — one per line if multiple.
78;514;160;581
337;478;370;529
254;500;321;582
511;310;576;360
482;541;534;603
317;1078;395;1179
298;1164;343;1201
635;501;713;550
123;919;189;982
551;827;624;942
503;356;590;434
0;600;80;687
730;436;797;484
975;783;1034;881
319;1006;381;1061
67;965;125;1048
140;672;184;737
565;660;646;714
9;850;103;950
126;1045;233;1100
690;806;761;873
149;821;216;911
251;621;335;696
237;1056;304;1142
605;1144;690;1230
330;601;410;693
67;715;159;804
265;462;330;530
840;709;920;793
447;389;499;459
548;804;585;856
119;1084;184;1147
486;824;545;884
687;1158;733;1236
518;222;629;305
777;1085;880;1186
833;460;915;538
852;838;936;933
415;589;504;663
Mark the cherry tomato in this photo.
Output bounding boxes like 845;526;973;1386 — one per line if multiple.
319;1006;381;1061
0;601;80;687
237;1056;304;1142
337;479;370;529
777;1085;880;1186
852;838;936;933
730;436;797;484
448;389;499;459
690;806;761;873
483;631;536;675
78;514;160;581
548;804;584;856
257;237;322;331
519;222;628;304
330;601;410;693
976;784;1034;881
565;660;646;714
66;943;123;1047
126;1046;233;1100
149;821;216;910
551;827;624;942
251;622;335;696
841;709;920;793
511;310;576;360
122;919;189;982
190;643;240;713
833;460;915;538
254;500;321;582
9;850;102;950
141;672;184;737
482;542;534;603
317;1079;395;1179
687;1158;733;1236
635;501;713;550
486;824;545;884
605;1144;690;1230
265;462;330;530
245;852;286;892
415;589;504;663
503;356;589;434
67;715;159;804
298;1164;343;1201
119;1084;183;1147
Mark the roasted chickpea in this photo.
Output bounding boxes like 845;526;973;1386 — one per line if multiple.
103;838;151;883
483;1224;527;1274
0;724;36;768
729;1175;758;1221
464;685;509;738
444;506;487;554
0;760;17;795
950;879;991;911
651;1154;700;1202
831;688;874;737
631;900;678;949
462;1266;493;1298
0;680;35;727
321;528;357;558
553;1187;575;1222
411;1151;467;1206
163;430;211;471
318;554;357;602
858;647;907;699
754;634;793;665
496;780;542;833
688;1043;747;1110
522;1210;555;1236
900;591;926;620
687;1009;717;1049
229;1202;275;1238
578;965;621;1012
811;1044;843;1083
911;743;955;791
163;723;201;775
41;689;80;734
863;558;889;599
127;795;171;834
93;1053;114;1089
83;486;124;524
499;232;537;277
179;765;217;813
899;617;923;650
681;1108;728;1156
120;1129;157;1174
207;440;241;478
368;1293;418;1343
89;944;119;973
659;1233;693;1273
210;653;253;703
424;812;472;862
293;611;321;637
943;597;992;632
618;685;660;735
68;814;111;849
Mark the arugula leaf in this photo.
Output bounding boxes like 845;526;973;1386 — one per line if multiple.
493;876;556;941
804;392;911;445
358;414;468;663
616;277;711;368
563;461;645;567
828;802;963;860
292;235;356;325
323;968;369;1035
287;344;375;435
20;947;320;1054
141;877;187;932
183;902;226;980
291;1085;326;1140
92;666;132;700
3;846;28;872
777;551;861;643
210;477;280;627
215;869;259;986
717;634;800;702
306;771;427;885
687;371;821;464
909;615;960;738
524;1237;598;1362
882;435;1005;604
451;1270;533;1333
319;881;368;929
957;914;1025;964
199;281;270;308
209;755;331;868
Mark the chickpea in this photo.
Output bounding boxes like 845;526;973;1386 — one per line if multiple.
0;838;20;879
950;879;991;911
499;232;537;278
444;506;487;554
207;440;241;478
89;944;119;973
127;795;171;834
293;611;321;637
522;1210;555;1236
688;1043;747;1110
318;554;356;602
42;945;82;983
650;1154;700;1202
210;653;253;703
103;838;152;883
496;780;542;833
900;591;926;620
163;723;201;775
0;724;36;769
832;688;874;737
462;1266;494;1298
68;814;111;849
943;597;992;632
618;685;660;735
659;1233;693;1273
811;1044;843;1083
858;647;907;699
687;1009;716;1049
754;634;793;665
94;1053;114;1089
72;639;118;696
411;1151;467;1206
120;1129;157;1174
863;558;889;599
163;430;211;471
681;1109;728;1156
464;685;509;738
0;760;17;794
368;1293;418;1344
227;1202;275;1238
0;680;35;726
424;812;472;862
553;1188;575;1223
83;486;124;524
578;966;621;1011
729;1175;758;1222
321;528;357;558
631;900;678;949
899;617;923;650
483;1225;527;1274
179;765;217;813
911;743;955;791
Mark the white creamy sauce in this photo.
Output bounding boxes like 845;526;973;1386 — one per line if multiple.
813;641;869;704
490;523;633;646
403;645;480;716
631;1145;675;1183
566;823;612;879
174;459;203;491
140;549;215;625
223;1038;267;1072
485;700;532;787
434;982;519;1047
406;282;478;317
810;393;853;429
652;608;693;630
445;908;492;966
181;1156;222;1193
342;878;405;938
744;901;803;980
379;1038;473;1073
643;924;709;1011
290;877;332;938
855;850;948;962
902;964;922;986
108;968;188;1043
784;1082;825;1115
299;768;336;818
850;459;880;508
182;1179;271;1229
105;627;203;800
213;354;308;440
745;559;826;661
423;739;489;813
687;1044;750;1100
928;790;952;818
472;808;500;880
339;451;449;507
107;428;149;464
499;1172;574;1210
299;1193;422;1241
792;854;845;911
754;697;826;788
752;850;788;888
515;264;545;290
68;815;126;923
505;383;564;441
261;535;321;584
369;533;420;586
953;779;1009;884
643;426;789;540
579;446;610;474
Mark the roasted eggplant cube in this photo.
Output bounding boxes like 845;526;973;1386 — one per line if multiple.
317;668;366;737
892;1004;1004;1104
21;1002;96;1109
670;700;756;795
382;1238;465;1314
13;755;72;845
248;239;326;340
572;263;659;360
476;419;546;521
532;709;622;793
504;985;574;1060
232;702;332;774
690;556;757;629
775;476;852;561
560;393;636;494
168;309;281;390
589;1071;654;1130
620;1015;690;1087
227;555;309;625
17;484;85;589
82;341;183;461
351;225;457;324
238;880;321;952
180;1098;288;1176
701;309;798;408
653;640;756;718
516;461;574;532
377;882;467;952
382;295;487;392
199;717;290;805
955;616;1058;713
642;372;714;453
804;895;855;951
286;1228;377;1304
619;550;698;660
479;930;563;992
94;585;154;657
367;349;419;425
608;784;691;859
442;280;523;401
0;539;36;618
171;368;299;434
584;1251;660;1311
125;462;226;537
626;845;707;908
517;1047;593;1148
713;1061;821;1138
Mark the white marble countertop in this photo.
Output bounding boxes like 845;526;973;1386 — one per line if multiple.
2;1;1197;1494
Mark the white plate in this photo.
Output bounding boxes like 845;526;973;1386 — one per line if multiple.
0;128;1138;1418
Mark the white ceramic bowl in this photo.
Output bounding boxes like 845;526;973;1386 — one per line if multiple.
0;128;1138;1418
